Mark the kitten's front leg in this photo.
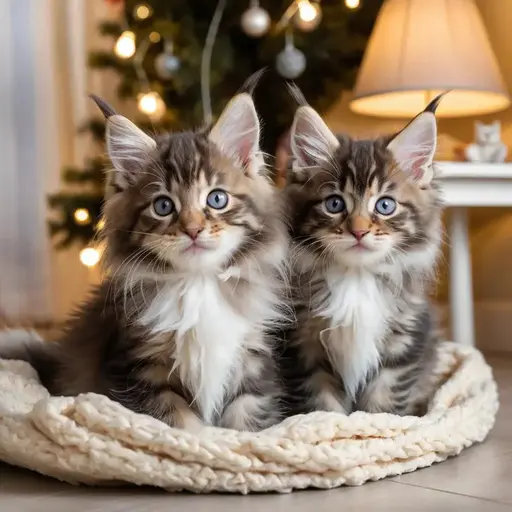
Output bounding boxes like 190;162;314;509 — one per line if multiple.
161;391;205;432
357;367;422;416
219;393;281;431
306;369;349;414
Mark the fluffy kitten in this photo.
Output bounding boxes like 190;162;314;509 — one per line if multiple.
282;93;445;417
0;79;288;431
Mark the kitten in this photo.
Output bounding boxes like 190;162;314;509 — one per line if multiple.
0;78;289;431
281;92;445;417
465;121;507;163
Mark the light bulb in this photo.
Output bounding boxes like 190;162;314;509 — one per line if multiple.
134;3;152;20
79;247;100;268
137;91;166;120
149;31;161;43
345;0;360;9
96;218;106;231
114;30;136;59
73;208;90;225
297;0;318;23
295;1;322;31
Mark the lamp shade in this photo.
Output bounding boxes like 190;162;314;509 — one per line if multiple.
350;0;510;118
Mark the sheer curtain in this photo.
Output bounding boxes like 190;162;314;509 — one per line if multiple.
0;0;58;322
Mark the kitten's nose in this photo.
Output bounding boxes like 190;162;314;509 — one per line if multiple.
350;229;369;241
182;225;203;240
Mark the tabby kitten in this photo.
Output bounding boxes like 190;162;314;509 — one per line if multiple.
0;80;288;431
282;93;445;417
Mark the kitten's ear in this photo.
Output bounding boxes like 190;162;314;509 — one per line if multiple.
209;93;260;170
90;94;156;191
387;93;446;186
290;105;339;170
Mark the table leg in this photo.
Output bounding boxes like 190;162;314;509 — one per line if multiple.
448;207;475;346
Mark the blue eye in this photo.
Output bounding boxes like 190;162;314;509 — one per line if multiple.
206;189;229;210
153;196;174;217
324;195;345;214
375;196;397;216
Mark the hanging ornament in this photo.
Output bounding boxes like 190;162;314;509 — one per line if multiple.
276;31;306;79
241;0;271;38
73;208;91;225
133;3;152;20
114;30;136;59
137;91;166;120
345;0;361;9
295;0;322;32
79;247;100;268
154;41;181;80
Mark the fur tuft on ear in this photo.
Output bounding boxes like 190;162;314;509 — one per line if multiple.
90;94;156;192
209;93;261;170
290;105;339;170
387;94;447;185
89;94;117;119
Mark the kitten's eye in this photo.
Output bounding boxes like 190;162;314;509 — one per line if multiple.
206;189;229;210
375;197;397;216
324;195;345;214
153;196;174;217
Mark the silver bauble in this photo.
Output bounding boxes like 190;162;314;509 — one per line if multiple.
276;45;306;79
155;52;181;80
241;6;271;38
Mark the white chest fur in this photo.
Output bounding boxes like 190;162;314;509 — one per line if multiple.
138;274;250;423
315;269;394;400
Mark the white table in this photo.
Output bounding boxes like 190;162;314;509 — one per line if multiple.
437;162;512;346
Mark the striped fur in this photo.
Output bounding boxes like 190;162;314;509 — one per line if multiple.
281;102;444;417
0;88;288;431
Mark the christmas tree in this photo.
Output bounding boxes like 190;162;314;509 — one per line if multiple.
48;0;382;256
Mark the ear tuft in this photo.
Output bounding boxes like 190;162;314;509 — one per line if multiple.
423;91;449;114
209;93;260;169
89;94;117;119
290;106;339;169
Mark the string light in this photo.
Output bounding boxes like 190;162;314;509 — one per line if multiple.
149;31;161;43
73;208;91;225
345;0;361;9
295;0;322;31
297;0;318;23
114;30;136;59
133;3;152;20
137;91;166;120
96;218;106;231
79;247;100;268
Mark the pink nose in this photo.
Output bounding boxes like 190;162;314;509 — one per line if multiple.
350;229;369;241
182;226;203;240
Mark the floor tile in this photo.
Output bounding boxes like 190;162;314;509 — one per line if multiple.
2;480;509;512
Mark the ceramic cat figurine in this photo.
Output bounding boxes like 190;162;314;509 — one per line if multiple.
465;121;507;163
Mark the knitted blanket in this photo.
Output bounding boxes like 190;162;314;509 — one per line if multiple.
0;334;498;494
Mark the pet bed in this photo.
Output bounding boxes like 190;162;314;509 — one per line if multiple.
0;330;499;493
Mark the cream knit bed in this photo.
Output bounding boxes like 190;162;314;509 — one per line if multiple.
0;332;498;494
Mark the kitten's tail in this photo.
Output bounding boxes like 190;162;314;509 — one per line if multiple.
0;329;58;388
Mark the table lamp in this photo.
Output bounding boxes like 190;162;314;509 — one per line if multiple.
350;0;510;118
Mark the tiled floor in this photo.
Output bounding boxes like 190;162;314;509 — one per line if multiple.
1;355;512;511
